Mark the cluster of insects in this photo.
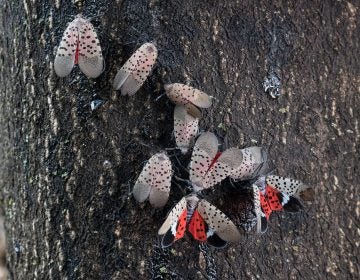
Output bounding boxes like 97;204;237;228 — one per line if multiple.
55;15;315;249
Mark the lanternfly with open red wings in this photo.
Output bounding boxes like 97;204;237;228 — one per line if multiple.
158;194;241;248
253;175;315;233
54;14;104;78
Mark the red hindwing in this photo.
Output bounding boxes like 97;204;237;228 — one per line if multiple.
260;186;285;220
188;210;207;242
259;192;272;220
265;185;283;211
175;210;187;240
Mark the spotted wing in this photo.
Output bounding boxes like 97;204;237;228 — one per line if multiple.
230;147;268;180
158;197;187;248
264;185;283;212
133;155;156;204
133;152;172;208
148;153;172;208
188;209;207;242
113;43;157;95
259;191;272;221
204;147;243;189
173;105;201;154
267;175;313;212
164;83;212;108
266;175;314;201
197;199;241;248
77;17;104;78
189;132;218;191
54;17;78;77
266;175;302;196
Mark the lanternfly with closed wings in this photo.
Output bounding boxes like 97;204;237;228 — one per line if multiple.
54;14;104;78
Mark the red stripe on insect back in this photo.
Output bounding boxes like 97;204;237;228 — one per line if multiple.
208;152;222;170
75;40;79;64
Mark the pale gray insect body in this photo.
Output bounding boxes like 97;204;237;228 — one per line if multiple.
173;104;201;154
133;152;172;208
54;14;104;78
113;43;158;96
230;146;268;180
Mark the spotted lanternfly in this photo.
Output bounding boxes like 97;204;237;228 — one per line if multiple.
54;14;104;78
173;104;202;154
158;194;241;248
189;132;243;192
113;43;158;96
252;175;314;233
230;146;268;180
164;83;212;108
133;152;173;208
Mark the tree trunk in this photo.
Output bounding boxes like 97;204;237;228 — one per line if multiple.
0;0;359;279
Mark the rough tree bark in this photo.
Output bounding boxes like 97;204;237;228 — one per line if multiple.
0;0;359;279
